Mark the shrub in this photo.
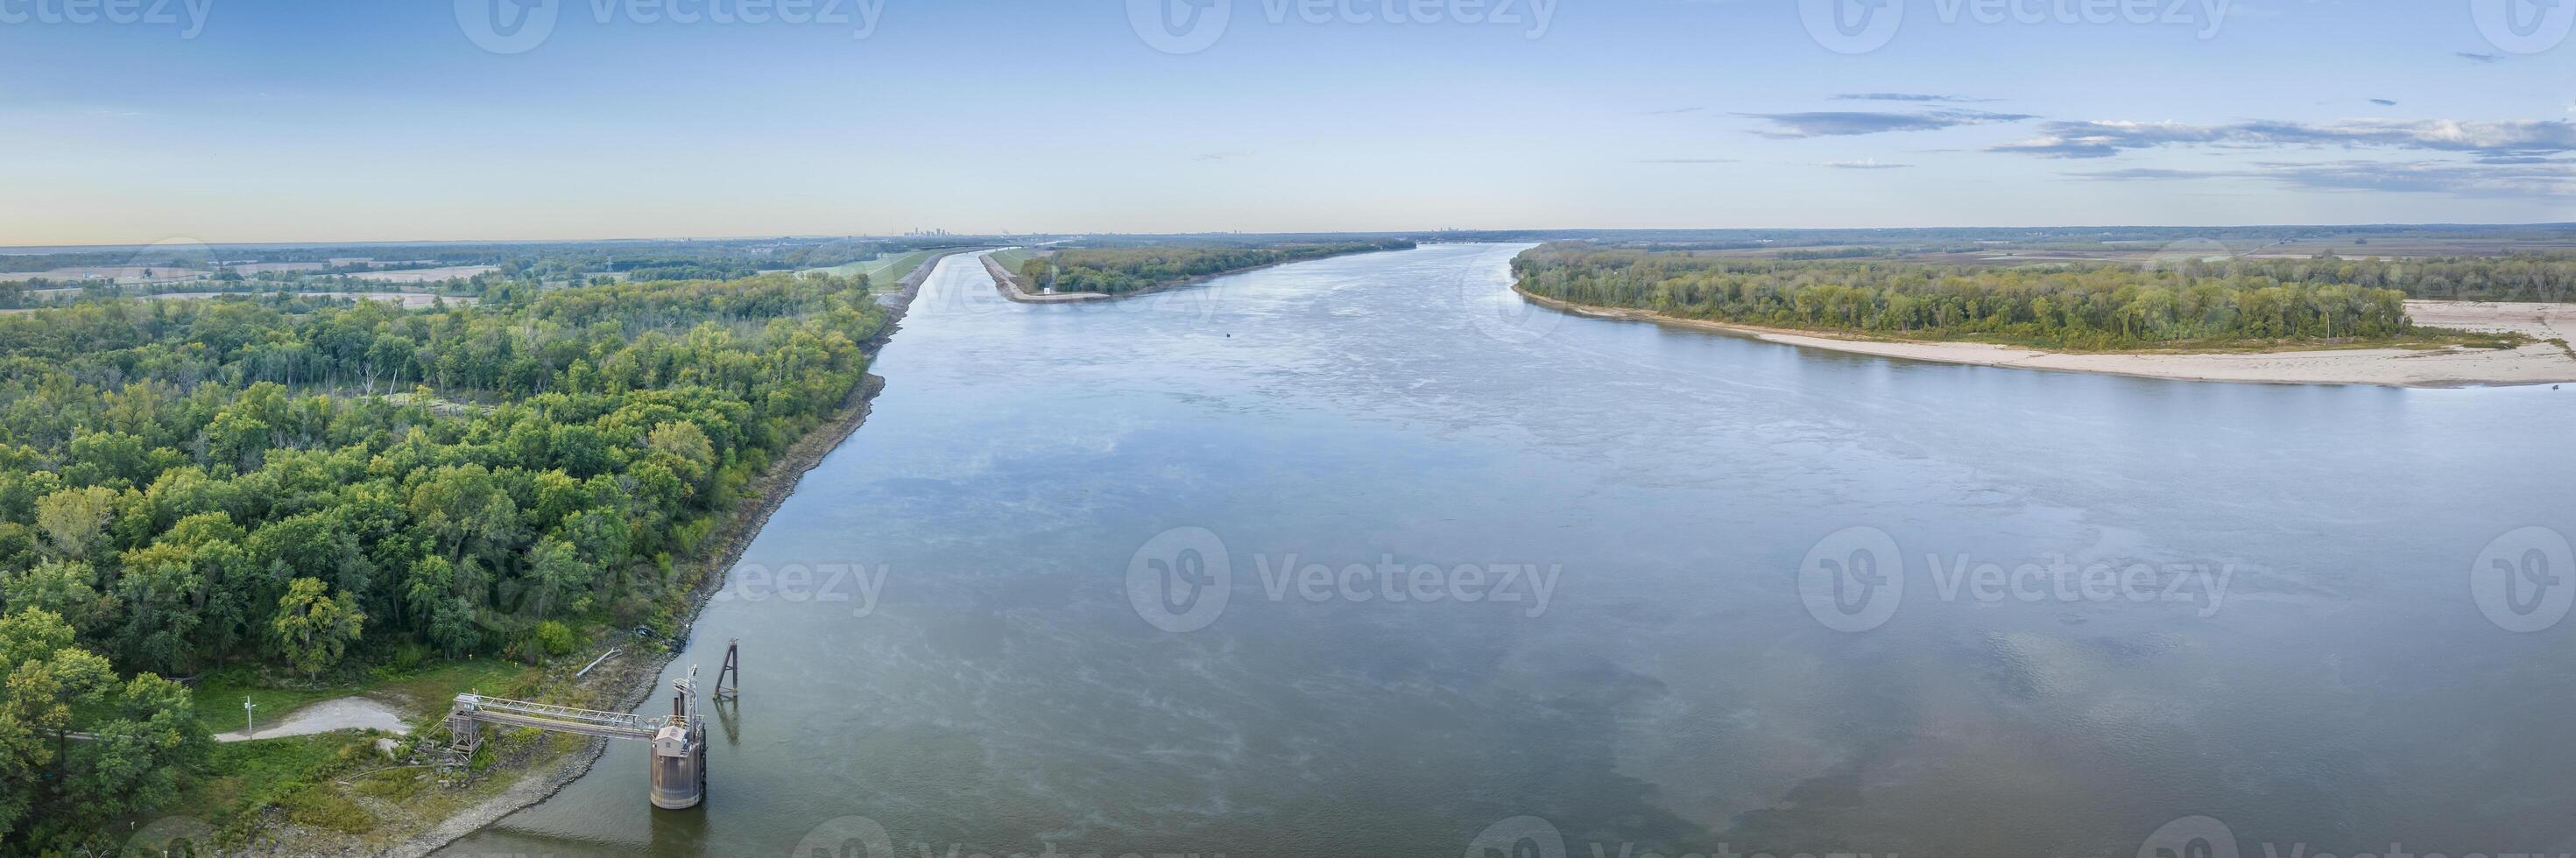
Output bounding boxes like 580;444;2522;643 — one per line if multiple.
534;620;576;658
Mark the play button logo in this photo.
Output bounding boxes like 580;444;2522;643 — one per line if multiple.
1801;0;1904;54
456;0;560;54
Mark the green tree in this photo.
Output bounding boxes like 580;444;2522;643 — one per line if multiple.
0;270;887;689
0;608;205;850
33;485;119;561
271;578;364;679
526;536;587;621
0;560;105;635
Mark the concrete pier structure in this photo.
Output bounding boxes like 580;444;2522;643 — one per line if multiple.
446;658;720;809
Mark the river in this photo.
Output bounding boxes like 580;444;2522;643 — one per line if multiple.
435;244;2576;858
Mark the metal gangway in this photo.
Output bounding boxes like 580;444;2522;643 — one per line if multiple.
443;641;738;809
443;694;658;751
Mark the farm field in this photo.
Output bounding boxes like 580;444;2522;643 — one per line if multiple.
804;250;941;285
9;265;213;284
986;247;1038;271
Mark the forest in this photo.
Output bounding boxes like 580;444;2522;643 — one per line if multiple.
0;271;890;850
1018;240;1415;295
1509;243;2460;349
2163;253;2576;303
0;236;969;309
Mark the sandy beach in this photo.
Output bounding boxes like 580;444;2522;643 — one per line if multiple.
1517;287;2576;388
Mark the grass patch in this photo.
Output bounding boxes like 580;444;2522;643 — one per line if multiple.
152;658;543;847
2413;326;2532;350
187;671;349;736
189;658;534;735
988;247;1034;271
346;766;435;802
169;734;362;840
281;787;378;833
367;658;542;713
805;250;939;287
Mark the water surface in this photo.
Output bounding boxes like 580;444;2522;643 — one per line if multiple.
438;245;2576;858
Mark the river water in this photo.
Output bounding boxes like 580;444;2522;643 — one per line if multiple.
437;245;2576;858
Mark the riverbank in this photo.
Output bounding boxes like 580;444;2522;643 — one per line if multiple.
1515;285;2576;388
358;250;963;858
983;250;1110;303
341;243;2576;858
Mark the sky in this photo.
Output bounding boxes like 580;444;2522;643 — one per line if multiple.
3;0;2573;244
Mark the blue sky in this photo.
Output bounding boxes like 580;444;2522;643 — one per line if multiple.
3;0;2572;243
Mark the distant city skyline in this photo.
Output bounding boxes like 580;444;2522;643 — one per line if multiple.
4;0;2572;244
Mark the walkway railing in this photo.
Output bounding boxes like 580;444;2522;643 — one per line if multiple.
445;693;660;749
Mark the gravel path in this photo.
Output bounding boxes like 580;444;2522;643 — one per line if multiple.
218;697;413;742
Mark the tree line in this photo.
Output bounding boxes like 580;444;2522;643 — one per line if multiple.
1512;243;2438;349
2163;253;2576;303
1019;241;1415;295
0;236;968;308
0;271;890;849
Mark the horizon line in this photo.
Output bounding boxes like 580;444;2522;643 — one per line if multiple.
11;221;2576;252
